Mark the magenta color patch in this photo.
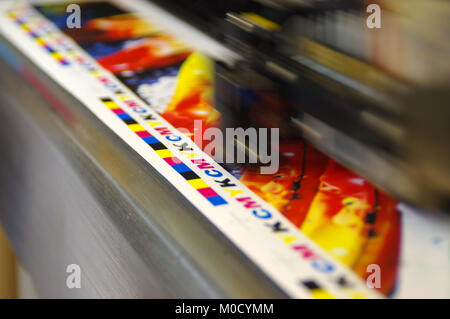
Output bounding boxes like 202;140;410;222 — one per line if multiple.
112;108;125;114
197;187;218;198
136;131;152;138
164;157;183;165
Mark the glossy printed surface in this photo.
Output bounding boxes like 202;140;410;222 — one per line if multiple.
0;0;444;298
31;1;404;296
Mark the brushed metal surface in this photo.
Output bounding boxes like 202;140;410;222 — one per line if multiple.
0;38;287;298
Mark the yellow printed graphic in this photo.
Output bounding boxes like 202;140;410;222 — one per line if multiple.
103;101;119;109
188;179;209;190
34;37;46;45
155;149;173;158
50;51;64;60
311;289;335;299
20;24;30;31
127;123;145;132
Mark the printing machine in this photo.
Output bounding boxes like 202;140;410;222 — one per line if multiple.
0;0;449;298
149;0;450;209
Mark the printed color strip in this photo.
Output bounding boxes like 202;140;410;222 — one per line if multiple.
100;97;228;207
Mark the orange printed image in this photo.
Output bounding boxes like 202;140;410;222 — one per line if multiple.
159;52;401;296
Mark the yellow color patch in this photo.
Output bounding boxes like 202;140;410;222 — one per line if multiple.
35;37;46;45
103;101;119;109
311;289;335;299
188;179;209;190
21;24;30;31
127;123;145;132
155;149;172;158
50;52;63;60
